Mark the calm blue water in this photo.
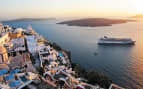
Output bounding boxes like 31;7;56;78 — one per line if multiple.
3;19;143;88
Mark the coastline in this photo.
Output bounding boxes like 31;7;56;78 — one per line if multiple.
0;23;124;89
30;28;113;88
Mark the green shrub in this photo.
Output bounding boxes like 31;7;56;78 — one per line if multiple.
72;63;112;88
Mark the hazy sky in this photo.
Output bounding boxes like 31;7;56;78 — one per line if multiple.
0;0;141;20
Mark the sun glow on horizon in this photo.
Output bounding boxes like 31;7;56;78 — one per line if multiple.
0;0;143;19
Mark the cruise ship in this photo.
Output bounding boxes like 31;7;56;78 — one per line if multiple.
98;36;135;45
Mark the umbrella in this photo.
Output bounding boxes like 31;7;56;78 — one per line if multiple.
9;80;21;88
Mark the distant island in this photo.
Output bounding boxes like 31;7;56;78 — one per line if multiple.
2;18;56;22
58;18;136;27
132;14;143;18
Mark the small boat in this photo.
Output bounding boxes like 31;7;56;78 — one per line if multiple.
98;36;135;45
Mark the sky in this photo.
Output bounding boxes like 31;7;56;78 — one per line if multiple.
0;0;142;20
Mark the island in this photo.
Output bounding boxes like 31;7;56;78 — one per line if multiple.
57;18;136;27
2;18;56;22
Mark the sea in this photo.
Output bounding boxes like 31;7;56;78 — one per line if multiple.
3;18;143;88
